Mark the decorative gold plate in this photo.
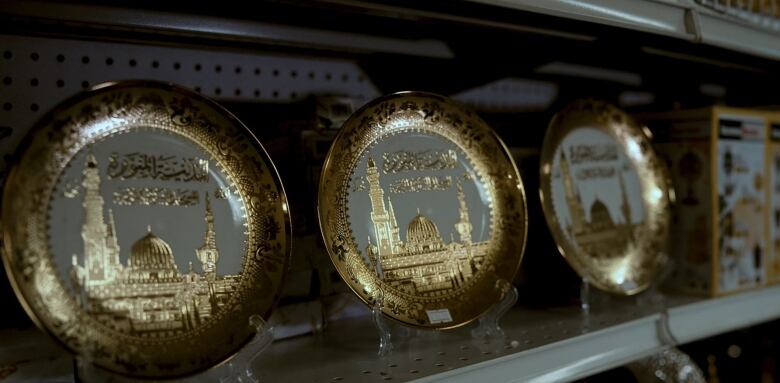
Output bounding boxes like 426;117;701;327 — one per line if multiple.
539;100;672;295
1;81;290;378
318;92;527;329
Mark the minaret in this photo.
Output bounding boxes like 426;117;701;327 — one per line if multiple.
560;150;586;233
618;169;632;225
70;254;86;307
196;192;219;281
104;208;122;280
366;157;402;256
454;181;473;245
80;150;113;285
387;199;402;248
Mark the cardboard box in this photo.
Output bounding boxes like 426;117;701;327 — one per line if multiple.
766;115;780;284
646;107;768;296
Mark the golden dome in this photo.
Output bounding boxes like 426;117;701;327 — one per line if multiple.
406;212;444;250
589;199;615;229
129;229;177;271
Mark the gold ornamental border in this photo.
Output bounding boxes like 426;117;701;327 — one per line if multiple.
1;80;291;378
539;99;672;295
318;92;527;329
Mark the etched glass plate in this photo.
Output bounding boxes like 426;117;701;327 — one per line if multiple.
540;100;672;295
318;92;527;328
1;80;290;378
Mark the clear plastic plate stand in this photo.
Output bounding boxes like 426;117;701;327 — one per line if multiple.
371;279;518;379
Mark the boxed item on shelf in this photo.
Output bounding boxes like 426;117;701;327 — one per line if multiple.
767;116;780;284
645;107;769;296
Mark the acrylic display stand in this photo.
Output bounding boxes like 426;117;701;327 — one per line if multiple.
74;315;273;383
579;258;676;332
575;257;702;382
369;279;518;378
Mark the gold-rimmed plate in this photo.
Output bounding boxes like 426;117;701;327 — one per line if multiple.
1;80;290;378
539;100;672;295
318;92;527;329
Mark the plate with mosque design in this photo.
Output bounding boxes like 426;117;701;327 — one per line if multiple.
1;80;290;378
318;91;527;329
539;100;672;295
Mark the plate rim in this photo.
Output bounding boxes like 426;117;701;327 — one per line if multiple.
538;99;672;296
1;79;292;378
317;90;528;329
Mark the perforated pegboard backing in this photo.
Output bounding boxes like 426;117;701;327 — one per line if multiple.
0;34;381;175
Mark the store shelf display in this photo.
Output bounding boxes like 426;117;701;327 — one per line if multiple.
3;1;780;382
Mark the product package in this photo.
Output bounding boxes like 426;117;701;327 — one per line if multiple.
646;107;768;296
766;115;780;284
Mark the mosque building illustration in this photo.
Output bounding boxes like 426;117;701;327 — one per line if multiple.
69;152;239;337
558;150;639;257
363;157;489;296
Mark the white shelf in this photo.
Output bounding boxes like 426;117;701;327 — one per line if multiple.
468;0;692;39
0;0;454;59
669;285;780;344
6;0;780;62
241;286;780;382
467;0;780;61
415;285;780;383
415;315;664;383
2;287;780;382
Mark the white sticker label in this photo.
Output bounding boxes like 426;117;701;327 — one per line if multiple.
426;309;453;324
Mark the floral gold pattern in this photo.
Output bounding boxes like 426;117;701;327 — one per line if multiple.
318;92;527;328
1;81;290;378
